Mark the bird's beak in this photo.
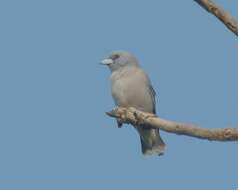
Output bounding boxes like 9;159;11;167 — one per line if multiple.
100;58;113;65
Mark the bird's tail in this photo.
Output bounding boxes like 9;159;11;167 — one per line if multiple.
137;127;165;156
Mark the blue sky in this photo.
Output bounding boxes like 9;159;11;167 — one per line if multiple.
0;0;238;189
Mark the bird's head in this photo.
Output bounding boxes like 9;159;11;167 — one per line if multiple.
101;51;139;72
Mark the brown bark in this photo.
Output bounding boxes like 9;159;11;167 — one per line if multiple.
194;0;238;37
106;107;238;141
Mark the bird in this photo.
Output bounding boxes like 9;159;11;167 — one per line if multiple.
101;50;165;155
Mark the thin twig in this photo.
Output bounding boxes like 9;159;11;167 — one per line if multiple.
194;0;238;37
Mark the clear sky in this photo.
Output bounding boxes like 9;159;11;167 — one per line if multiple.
0;0;238;190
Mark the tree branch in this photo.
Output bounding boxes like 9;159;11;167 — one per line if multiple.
106;107;238;141
194;0;238;37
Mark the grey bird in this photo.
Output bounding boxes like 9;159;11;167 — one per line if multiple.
101;51;165;155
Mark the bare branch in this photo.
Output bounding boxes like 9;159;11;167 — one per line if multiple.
106;107;238;141
194;0;238;37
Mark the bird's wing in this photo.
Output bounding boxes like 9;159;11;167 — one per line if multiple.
148;84;157;114
139;68;157;114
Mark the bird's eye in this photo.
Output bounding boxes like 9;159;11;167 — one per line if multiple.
111;54;120;60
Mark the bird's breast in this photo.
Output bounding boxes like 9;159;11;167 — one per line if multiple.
110;69;154;113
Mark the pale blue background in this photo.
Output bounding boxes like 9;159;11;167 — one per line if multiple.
0;0;238;189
